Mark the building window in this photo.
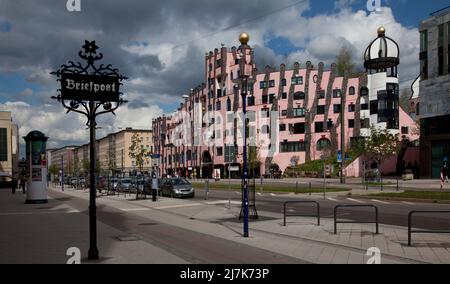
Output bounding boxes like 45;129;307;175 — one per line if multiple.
333;104;341;114
438;24;444;76
401;126;409;135
292;123;305;134
360;87;369;97
317;138;331;151
280;124;286;132
348;119;355;129
315;122;324;133
0;128;7;161
281;79;287;86
291;76;303;85
269;94;276;104
208;104;212;111
361;118;370;129
420;30;428;80
269;80;275;88
247;96;255;107
282;92;287;99
227;98;232;111
217;89;222;98
349;86;355;96
217;147;223;156
333;89;341;98
349;104;355;112
281;110;288;116
361;103;369;110
216;59;222;67
293;92;305;100
280;141;306;153
318;90;325;99
327;119;334;129
262;95;268;104
260;81;268;89
317;105;325;115
370;101;378;115
292;108;306;118
216;101;221;111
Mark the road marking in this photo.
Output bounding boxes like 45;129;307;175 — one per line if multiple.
235;192;241;195
327;197;339;202
206;200;241;205
346;198;366;204
257;193;262;196
287;209;296;213
371;199;390;205
270;193;277;197
118;208;150;212
402;201;415;205
0;210;79;216
154;203;203;210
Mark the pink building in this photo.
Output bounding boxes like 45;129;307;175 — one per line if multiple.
152;28;418;178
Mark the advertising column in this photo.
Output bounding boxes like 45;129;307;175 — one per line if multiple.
24;131;48;204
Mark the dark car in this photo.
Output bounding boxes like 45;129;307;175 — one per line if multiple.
160;178;195;198
0;175;13;189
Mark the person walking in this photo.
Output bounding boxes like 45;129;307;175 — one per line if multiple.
444;163;449;184
11;177;17;194
20;177;26;194
441;165;446;190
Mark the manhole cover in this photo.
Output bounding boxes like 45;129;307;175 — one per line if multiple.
115;235;141;242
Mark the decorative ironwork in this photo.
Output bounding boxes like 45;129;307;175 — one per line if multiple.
51;40;128;126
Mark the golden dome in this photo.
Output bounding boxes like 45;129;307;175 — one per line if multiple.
239;32;250;45
377;26;386;36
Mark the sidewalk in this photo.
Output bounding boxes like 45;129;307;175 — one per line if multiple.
52;186;450;264
0;188;187;264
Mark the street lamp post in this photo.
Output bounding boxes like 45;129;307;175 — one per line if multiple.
340;90;346;184
51;41;127;260
236;32;251;238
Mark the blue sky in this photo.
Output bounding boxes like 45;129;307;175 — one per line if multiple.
0;0;447;149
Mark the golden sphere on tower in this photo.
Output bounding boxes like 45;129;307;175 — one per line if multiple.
377;26;386;36
239;32;250;45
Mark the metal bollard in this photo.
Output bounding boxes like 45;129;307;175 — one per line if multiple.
204;179;209;200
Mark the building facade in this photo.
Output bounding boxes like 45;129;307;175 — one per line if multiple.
0;111;19;177
50;146;76;176
152;29;418;179
418;7;450;178
71;128;153;176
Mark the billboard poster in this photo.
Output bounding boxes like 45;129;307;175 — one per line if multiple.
32;168;42;182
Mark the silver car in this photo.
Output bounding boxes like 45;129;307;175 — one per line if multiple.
118;178;136;193
160;178;195;198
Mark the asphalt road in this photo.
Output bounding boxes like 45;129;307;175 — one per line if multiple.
193;189;450;231
47;190;307;264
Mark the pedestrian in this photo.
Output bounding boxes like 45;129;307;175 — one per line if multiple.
20;177;26;194
441;165;446;190
413;161;420;179
444;163;449;184
11;177;17;194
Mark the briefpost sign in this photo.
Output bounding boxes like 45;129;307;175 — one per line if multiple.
51;40;127;260
24;131;48;204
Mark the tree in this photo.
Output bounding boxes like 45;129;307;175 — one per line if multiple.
363;125;401;172
128;133;151;173
82;159;90;175
335;47;355;77
49;164;59;176
107;148;117;175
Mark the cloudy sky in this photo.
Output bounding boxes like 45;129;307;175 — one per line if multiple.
0;0;448;154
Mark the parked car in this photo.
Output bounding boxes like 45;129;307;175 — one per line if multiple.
0;175;13;189
118;177;136;193
70;177;79;188
160;178;195;198
107;177;119;191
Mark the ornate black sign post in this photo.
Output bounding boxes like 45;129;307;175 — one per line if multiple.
51;41;127;260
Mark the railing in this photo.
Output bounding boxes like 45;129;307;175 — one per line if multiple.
334;205;379;235
408;211;450;246
283;201;320;226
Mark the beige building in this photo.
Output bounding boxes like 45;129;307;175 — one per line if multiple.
50;146;77;175
73;128;153;176
0;111;19;177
